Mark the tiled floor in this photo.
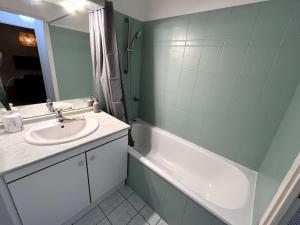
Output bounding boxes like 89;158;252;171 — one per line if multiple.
73;185;168;225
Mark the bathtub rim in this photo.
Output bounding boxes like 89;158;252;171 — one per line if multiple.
129;119;258;225
132;118;257;173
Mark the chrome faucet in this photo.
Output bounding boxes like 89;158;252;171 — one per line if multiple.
46;99;55;113
54;109;85;123
55;109;64;123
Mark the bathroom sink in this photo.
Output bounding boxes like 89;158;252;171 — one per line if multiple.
24;117;99;145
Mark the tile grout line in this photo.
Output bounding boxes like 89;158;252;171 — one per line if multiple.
97;205;113;225
72;186;165;225
125;195;146;212
96;187;135;224
101;197;127;217
138;204;153;224
136;203;164;225
98;188;140;225
117;189;135;200
125;198;150;225
121;188;166;225
125;211;140;225
98;188;133;217
156;219;162;225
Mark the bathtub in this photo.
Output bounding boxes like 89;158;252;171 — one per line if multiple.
128;120;257;225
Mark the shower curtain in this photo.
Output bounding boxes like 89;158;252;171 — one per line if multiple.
89;1;134;146
89;1;127;122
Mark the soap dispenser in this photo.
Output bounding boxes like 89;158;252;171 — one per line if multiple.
93;98;101;113
87;97;94;107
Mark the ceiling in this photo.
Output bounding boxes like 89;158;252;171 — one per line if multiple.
0;0;103;32
0;0;270;31
51;12;90;33
112;0;269;21
0;0;67;22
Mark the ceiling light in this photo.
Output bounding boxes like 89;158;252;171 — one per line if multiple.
72;0;87;12
60;1;76;14
60;0;87;14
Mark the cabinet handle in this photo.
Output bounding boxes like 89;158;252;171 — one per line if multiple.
78;161;84;167
90;155;96;161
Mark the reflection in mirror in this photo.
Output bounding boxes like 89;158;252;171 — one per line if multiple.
0;23;46;106
49;16;92;100
17;98;88;118
0;0;103;121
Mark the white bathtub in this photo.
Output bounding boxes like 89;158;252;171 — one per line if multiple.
128;120;257;225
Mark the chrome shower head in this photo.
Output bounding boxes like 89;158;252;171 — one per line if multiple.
130;30;142;49
134;30;142;39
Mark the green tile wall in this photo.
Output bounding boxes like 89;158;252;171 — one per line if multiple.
253;83;300;224
49;25;94;100
127;155;226;225
138;0;300;170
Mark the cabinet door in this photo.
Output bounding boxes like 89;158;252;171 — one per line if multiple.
87;136;128;202
8;154;90;225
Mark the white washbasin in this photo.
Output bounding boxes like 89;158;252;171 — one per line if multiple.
24;117;99;145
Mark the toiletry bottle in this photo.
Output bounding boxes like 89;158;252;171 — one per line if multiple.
93;99;101;113
87;97;94;107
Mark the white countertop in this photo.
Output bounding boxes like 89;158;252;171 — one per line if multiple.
0;111;129;176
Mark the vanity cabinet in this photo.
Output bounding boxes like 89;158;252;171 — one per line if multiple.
8;154;90;225
4;134;129;225
87;136;128;202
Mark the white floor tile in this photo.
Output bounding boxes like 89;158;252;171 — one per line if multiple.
128;214;149;225
99;191;125;215
107;201;137;225
140;205;161;225
157;219;168;225
118;185;134;198
72;187;165;225
97;218;111;225
128;193;146;211
73;207;105;225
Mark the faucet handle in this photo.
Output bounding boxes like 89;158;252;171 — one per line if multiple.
46;99;54;112
55;108;62;114
54;109;64;122
46;99;53;106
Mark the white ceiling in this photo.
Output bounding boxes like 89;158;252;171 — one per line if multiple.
113;0;269;21
111;0;146;22
0;0;67;22
51;12;90;33
0;0;103;33
0;0;270;32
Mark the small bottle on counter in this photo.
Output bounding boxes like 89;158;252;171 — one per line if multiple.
93;99;101;113
87;97;94;107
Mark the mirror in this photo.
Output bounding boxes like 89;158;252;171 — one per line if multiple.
0;0;103;121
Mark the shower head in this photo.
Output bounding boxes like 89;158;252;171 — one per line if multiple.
134;30;142;39
130;30;142;49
